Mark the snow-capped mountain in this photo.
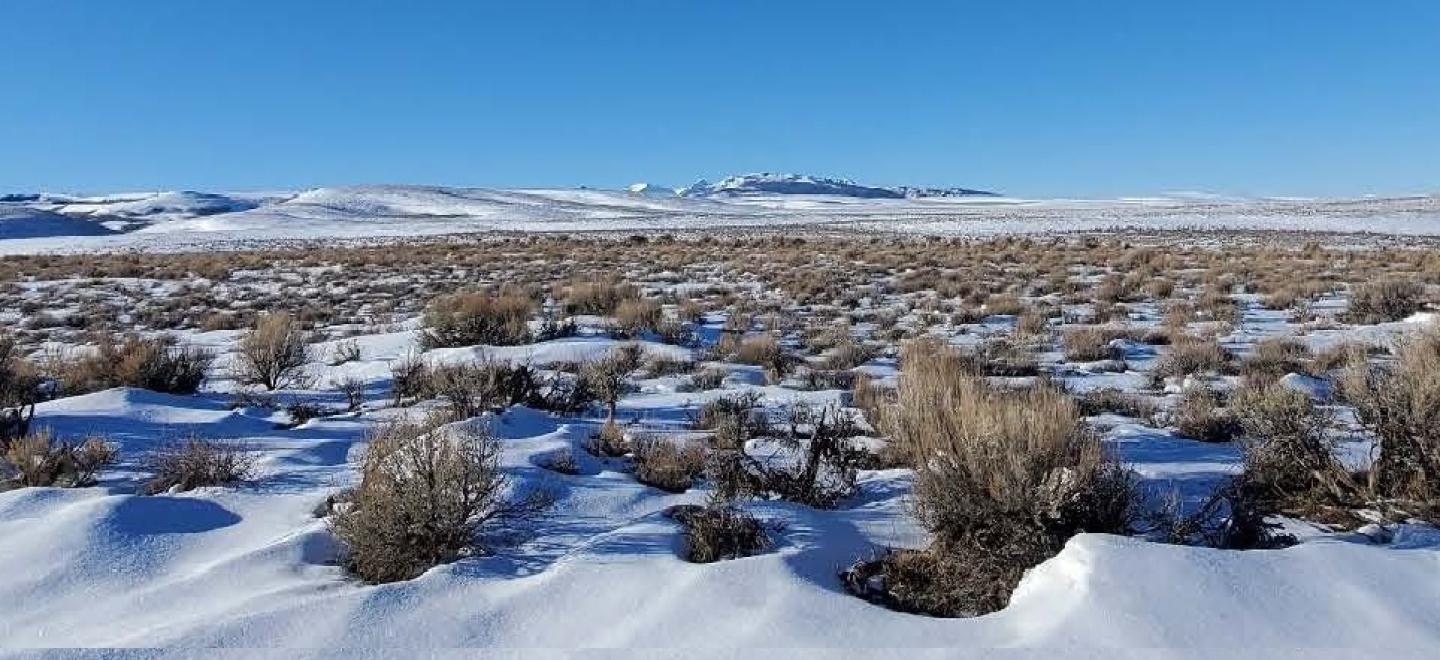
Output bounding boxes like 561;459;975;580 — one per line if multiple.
625;182;680;197
676;173;997;199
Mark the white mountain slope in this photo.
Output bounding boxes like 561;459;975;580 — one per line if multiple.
1;182;1438;254
0;206;114;239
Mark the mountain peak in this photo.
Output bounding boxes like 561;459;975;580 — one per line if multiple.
676;173;996;198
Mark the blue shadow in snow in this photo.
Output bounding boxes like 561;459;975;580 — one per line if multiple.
107;496;242;535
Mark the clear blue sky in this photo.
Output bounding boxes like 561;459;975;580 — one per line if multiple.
4;1;1438;197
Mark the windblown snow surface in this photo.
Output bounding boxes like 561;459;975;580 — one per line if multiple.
1;317;1439;653
1;185;1438;253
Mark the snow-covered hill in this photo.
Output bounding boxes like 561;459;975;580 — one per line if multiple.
2;181;1439;254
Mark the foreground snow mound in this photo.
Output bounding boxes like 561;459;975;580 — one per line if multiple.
0;470;1436;649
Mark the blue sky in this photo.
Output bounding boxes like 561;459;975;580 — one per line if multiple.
3;1;1437;197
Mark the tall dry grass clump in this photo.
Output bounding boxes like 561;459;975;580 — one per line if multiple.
850;338;1134;617
420;292;534;349
1063;326;1121;362
235;312;310;390
611;298;662;338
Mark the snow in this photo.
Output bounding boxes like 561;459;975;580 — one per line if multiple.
5;184;1438;254
2;308;1437;650
3;182;1440;650
0;207;113;239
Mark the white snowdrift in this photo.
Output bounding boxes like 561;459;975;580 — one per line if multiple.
0;377;1435;649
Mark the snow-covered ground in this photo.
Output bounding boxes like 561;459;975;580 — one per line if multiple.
2;184;1439;254
2;208;1439;652
2;281;1438;651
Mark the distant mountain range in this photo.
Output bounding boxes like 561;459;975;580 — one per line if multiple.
629;173;997;199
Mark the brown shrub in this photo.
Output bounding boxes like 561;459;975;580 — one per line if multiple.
1077;387;1157;421
52;334;213;396
689;366;727;391
235;312;310;390
1154;337;1231;378
584;419;630;458
142;437;256;494
1169;384;1239;443
1338;328;1440;508
425;360;537;419
1345;278;1425;324
420;292;534;348
584;349;638;423
1240;336;1313;383
983;294;1024;316
389;352;430;405
329;417;536;583
565;280;639;315
1063;326;1121;362
667;503;769;563
632;435;706;492
2;431;116;488
733;334;792;380
0;336;41;442
1013;310;1050;341
874;340;1135;616
612;298;662;338
1229;382;1352;512
824;340;878;371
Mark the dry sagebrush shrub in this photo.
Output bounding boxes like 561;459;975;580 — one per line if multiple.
1076;387;1157;422
51;334;214;396
1344;278;1425;324
1063;326;1121;362
420;292;534;349
1338;327;1440;510
1168;384;1239;443
859;339;1134;617
631;435;706;493
824;339;878;371
0;336;41;442
584;348;638;424
142;437;256;494
330;417;540;583
1013;309;1050;341
1228;382;1354;514
424;360;537;420
1;431;116;489
981;293;1023;317
389;352;430;405
689;366;727;391
666;503;769;563
564;280;639;315
1239;336;1313;382
1154;337;1232;378
235;312;310;390
732;334;792;380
